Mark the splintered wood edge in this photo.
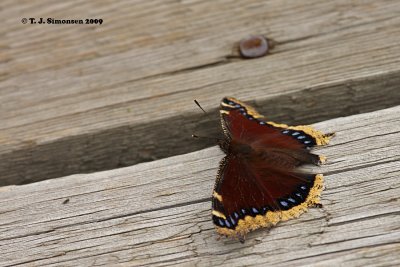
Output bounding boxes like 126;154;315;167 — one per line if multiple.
0;106;399;266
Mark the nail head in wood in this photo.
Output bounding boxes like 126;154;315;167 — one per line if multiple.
239;35;269;58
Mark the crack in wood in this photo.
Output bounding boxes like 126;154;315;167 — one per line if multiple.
327;210;400;227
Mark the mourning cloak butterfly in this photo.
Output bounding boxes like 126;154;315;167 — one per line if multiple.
212;97;333;243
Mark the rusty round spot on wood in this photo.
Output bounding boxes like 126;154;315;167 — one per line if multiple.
239;35;269;59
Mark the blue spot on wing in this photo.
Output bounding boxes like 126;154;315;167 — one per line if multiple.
230;216;236;226
280;200;289;208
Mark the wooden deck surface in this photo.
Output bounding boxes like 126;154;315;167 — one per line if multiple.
1;0;400;185
1;107;399;266
1;0;400;266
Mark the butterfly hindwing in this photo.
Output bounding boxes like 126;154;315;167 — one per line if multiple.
212;154;324;239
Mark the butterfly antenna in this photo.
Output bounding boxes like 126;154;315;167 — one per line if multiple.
194;99;215;122
194;99;206;113
192;99;224;145
192;134;221;144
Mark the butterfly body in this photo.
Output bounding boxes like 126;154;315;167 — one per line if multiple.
212;97;333;243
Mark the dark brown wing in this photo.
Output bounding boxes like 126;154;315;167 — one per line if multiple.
212;155;323;240
220;97;332;149
212;97;332;241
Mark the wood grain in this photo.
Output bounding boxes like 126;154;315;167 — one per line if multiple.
0;106;399;266
2;0;400;185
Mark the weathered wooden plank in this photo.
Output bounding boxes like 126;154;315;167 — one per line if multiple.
0;106;399;266
1;0;400;185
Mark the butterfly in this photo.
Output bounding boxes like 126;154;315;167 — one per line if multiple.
212;97;333;243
